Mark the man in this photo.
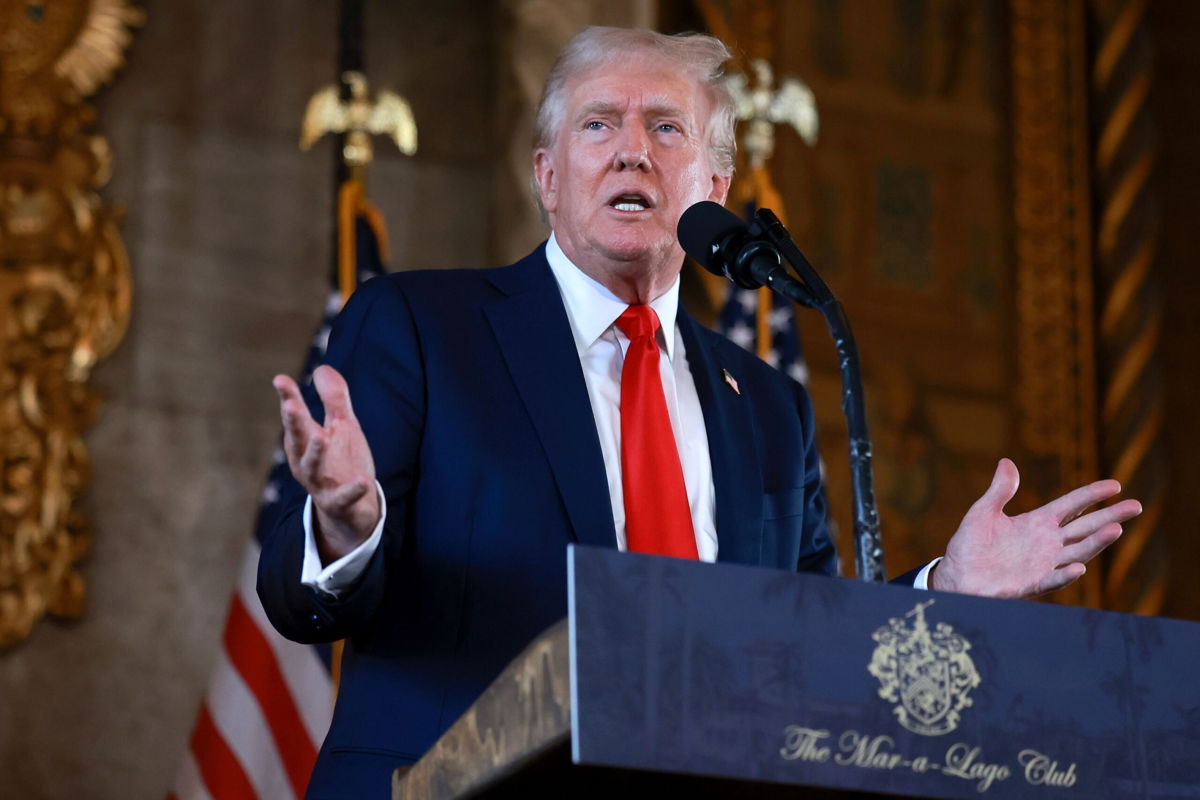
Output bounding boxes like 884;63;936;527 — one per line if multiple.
259;27;1140;799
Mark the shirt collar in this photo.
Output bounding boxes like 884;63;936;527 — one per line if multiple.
545;231;680;360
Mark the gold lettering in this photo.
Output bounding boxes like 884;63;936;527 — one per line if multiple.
835;731;904;769
1019;749;1078;787
943;743;1011;792
780;726;831;762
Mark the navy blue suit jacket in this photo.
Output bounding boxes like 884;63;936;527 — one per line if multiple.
258;245;840;798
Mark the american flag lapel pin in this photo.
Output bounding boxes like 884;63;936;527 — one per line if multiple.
722;368;740;395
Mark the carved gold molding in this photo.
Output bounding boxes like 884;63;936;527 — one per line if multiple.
1010;0;1098;488
1009;0;1103;606
0;0;141;647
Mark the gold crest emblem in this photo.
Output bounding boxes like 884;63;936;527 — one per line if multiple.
867;600;981;736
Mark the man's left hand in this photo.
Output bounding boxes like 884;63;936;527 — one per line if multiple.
930;458;1142;598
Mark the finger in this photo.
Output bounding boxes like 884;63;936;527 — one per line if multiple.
1043;479;1122;525
1036;562;1087;596
1059;522;1123;565
274;375;317;457
1060;498;1142;543
973;458;1019;514
320;479;371;514
313;365;357;423
297;430;326;485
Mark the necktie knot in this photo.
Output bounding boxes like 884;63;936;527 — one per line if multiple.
615;304;660;341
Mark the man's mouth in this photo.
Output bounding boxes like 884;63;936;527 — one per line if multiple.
608;193;652;212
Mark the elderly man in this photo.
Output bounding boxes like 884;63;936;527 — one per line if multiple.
259;26;1140;798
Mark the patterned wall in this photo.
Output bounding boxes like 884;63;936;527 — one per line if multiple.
688;0;1018;577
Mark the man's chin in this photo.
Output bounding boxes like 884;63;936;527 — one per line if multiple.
592;232;672;264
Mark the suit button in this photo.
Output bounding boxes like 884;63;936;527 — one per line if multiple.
309;613;323;630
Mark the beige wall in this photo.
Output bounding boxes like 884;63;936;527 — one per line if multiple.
0;2;647;797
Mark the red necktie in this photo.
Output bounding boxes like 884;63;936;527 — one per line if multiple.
614;305;698;559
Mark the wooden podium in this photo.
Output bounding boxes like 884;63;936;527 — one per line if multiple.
394;546;1200;799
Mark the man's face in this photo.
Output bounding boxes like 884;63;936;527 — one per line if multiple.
534;54;731;280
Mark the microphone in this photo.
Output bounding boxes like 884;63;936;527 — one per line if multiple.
676;200;787;290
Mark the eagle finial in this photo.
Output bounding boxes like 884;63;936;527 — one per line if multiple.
725;58;818;168
300;70;418;167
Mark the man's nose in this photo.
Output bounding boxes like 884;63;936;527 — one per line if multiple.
612;125;651;171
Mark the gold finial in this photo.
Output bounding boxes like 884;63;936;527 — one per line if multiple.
725;58;819;168
300;70;417;167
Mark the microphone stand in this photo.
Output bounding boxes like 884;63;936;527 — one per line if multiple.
740;209;885;583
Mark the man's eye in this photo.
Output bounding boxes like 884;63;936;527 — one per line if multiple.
657;124;678;133
586;121;606;130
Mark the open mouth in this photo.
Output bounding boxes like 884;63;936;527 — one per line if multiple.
608;193;652;212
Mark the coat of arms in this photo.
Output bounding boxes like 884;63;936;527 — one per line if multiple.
867;600;981;736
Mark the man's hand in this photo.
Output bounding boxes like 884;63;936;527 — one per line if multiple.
273;365;380;564
930;458;1142;598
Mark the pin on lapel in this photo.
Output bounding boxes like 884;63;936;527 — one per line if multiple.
722;368;740;395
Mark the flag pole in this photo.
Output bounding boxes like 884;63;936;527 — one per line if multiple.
326;0;364;699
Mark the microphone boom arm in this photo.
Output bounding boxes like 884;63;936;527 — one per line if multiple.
751;209;885;583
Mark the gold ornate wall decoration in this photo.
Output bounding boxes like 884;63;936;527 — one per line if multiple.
1088;0;1168;616
1009;0;1100;606
0;0;142;647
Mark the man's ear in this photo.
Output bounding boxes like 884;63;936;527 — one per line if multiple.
533;149;557;213
707;172;732;206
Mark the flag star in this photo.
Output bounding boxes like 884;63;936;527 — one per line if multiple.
764;349;780;368
736;290;758;313
314;324;331;353
324;293;342;315
768;306;792;332
727;321;755;350
788;361;810;385
271;446;286;465
261;481;281;505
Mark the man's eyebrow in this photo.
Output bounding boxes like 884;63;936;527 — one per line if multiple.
643;102;691;120
575;100;623;119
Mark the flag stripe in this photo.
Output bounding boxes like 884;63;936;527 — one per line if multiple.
224;595;318;798
207;651;295;799
236;543;333;744
191;705;257;800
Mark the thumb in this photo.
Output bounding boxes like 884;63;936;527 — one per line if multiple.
313;365;355;422
976;457;1019;514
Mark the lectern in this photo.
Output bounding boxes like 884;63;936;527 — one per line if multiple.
394;546;1200;799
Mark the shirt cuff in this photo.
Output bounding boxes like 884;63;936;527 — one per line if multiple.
911;556;943;591
300;481;387;597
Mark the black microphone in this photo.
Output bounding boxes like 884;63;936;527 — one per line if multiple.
677;201;792;293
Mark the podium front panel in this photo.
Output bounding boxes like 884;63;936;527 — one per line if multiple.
567;545;1200;799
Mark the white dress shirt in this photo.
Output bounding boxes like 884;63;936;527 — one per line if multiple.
300;234;936;593
542;233;718;560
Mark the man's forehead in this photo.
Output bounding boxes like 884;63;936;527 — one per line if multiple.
574;95;693;119
564;56;708;115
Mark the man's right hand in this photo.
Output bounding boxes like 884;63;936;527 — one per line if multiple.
273;365;380;564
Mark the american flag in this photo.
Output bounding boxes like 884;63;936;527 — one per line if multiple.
717;285;809;387
171;212;386;799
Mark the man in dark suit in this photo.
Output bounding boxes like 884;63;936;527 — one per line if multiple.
259;26;1140;799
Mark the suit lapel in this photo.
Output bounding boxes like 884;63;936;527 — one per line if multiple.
483;249;617;550
678;309;763;565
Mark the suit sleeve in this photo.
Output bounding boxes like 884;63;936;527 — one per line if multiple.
257;276;426;643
